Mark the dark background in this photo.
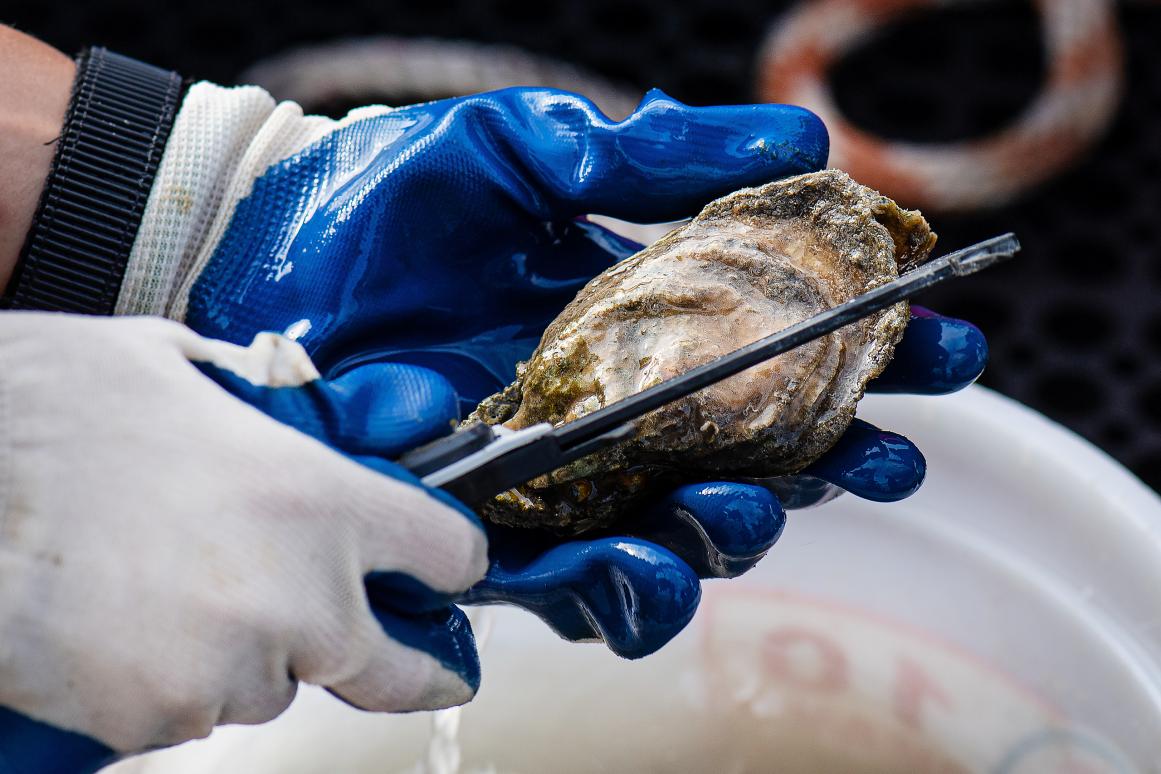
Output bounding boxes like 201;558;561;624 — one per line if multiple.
6;0;1159;493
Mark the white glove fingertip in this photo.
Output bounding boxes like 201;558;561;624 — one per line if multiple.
349;472;489;596
327;618;478;713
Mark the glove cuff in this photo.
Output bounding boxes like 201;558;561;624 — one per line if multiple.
116;82;279;317
0;48;184;314
121;83;396;320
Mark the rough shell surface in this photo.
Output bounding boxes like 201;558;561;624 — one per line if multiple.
470;170;936;533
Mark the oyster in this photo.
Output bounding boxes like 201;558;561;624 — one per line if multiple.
471;170;936;533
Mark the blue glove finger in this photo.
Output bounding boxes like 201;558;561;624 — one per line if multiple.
622;482;786;579
0;708;113;774
869;306;988;395
461;532;701;660
801;418;926;503
485;88;829;222
193;360;459;458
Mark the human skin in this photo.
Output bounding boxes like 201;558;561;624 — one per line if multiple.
0;25;74;294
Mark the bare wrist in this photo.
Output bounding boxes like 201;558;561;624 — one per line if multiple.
0;27;74;295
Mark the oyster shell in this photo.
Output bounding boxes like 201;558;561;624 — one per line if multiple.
471;170;936;533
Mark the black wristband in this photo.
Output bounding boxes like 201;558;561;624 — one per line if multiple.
0;47;185;314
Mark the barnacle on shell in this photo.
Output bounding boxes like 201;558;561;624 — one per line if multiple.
469;170;936;534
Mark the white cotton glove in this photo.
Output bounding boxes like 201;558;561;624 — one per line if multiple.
0;312;488;753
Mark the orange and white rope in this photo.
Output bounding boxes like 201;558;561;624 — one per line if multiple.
758;0;1123;211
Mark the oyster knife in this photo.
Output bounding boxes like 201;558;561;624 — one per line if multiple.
397;233;1020;506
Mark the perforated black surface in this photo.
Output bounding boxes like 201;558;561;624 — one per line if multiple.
7;0;1159;492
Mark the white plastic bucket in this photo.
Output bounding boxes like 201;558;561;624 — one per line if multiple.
114;385;1161;773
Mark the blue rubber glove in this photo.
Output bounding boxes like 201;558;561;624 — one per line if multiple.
119;84;984;660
